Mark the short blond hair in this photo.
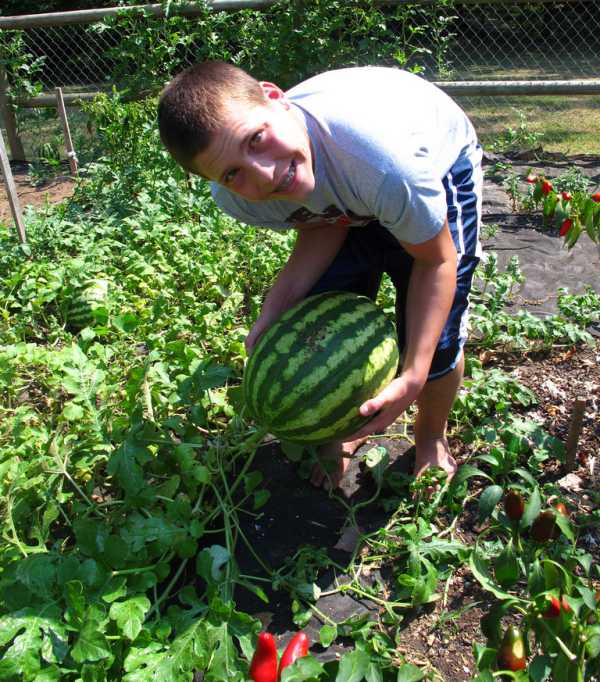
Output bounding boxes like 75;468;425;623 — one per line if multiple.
158;61;266;170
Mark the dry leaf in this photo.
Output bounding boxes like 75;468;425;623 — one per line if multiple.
334;525;364;553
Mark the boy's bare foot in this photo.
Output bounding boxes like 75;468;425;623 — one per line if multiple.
310;437;368;489
413;437;457;480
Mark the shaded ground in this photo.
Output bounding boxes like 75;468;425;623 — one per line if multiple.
2;155;599;680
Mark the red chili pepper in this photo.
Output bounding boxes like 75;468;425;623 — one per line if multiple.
530;510;556;542
250;632;278;682
554;502;569;517
542;595;562;618
504;489;525;522
497;626;527;671
526;173;538;184
541;180;553;195
592;192;600;203
559;218;573;237
561;595;572;613
278;632;309;679
561;191;572;201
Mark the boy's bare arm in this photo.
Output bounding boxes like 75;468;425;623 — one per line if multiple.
245;223;349;352
350;220;458;438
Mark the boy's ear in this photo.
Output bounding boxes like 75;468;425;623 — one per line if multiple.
259;81;288;106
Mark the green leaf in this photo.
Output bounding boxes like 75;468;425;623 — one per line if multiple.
80;662;108;682
280;655;325;681
586;625;600;659
365;662;383;682
335;647;370;681
494;541;520;587
107;441;145;497
448;464;491;497
196;545;231;583
513;467;536;487
520;486;541;528
469;549;517;601
62;401;85;420
478;484;503;522
70;608;111;663
396;663;425;681
554;509;574;541
319;624;338;648
364;446;389;486
529;654;552;681
280;440;306;462
109;596;151;640
253;489;270;510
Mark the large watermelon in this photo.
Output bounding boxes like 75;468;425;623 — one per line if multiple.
243;291;399;445
66;278;110;331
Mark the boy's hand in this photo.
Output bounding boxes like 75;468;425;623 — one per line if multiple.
245;315;275;355
349;374;425;440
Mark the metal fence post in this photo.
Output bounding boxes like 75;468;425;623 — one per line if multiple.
0;66;26;162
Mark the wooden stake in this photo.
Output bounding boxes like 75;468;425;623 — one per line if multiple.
0;66;26;162
0;126;27;243
565;397;586;472
55;87;78;176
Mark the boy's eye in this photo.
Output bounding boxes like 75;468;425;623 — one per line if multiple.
223;169;238;184
250;131;263;147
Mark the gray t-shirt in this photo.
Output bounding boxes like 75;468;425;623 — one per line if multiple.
211;66;478;244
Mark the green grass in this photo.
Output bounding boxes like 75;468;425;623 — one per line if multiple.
462;95;600;156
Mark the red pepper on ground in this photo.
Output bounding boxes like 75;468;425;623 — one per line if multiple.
541;180;553;195
561;191;573;201
592;191;600;202
250;632;278;682
278;632;309;679
559;218;573;237
526;173;538;184
497;626;527;671
504;489;525;522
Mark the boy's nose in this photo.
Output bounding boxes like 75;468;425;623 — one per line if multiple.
247;156;275;185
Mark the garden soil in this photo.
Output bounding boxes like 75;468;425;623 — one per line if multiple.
1;155;599;681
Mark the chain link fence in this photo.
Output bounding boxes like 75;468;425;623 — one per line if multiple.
1;0;600;162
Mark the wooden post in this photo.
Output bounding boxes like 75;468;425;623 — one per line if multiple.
565;397;586;472
0;66;26;162
0;127;27;243
55;87;78;176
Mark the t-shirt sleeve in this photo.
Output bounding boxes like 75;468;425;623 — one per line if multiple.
373;149;448;244
210;184;294;230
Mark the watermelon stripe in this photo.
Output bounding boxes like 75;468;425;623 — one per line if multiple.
274;341;398;443
273;337;398;435
244;292;360;419
266;308;389;423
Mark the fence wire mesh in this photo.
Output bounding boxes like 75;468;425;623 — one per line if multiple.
1;0;600;161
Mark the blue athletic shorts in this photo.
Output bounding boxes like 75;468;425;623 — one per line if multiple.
307;144;483;382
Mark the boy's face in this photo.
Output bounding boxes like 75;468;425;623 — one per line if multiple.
189;83;315;202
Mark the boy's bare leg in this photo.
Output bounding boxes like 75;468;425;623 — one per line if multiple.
309;437;367;489
413;351;464;478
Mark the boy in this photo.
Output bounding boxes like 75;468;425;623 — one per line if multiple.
158;61;482;489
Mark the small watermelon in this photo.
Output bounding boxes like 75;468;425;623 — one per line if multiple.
243;291;399;445
67;278;109;331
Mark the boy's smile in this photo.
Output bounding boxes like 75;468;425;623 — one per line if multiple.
191;83;315;202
